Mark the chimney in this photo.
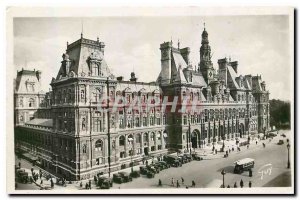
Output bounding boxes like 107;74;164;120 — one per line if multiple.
217;58;228;70
180;47;190;65
230;61;238;73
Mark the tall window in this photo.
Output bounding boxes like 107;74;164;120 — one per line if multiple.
183;115;187;125
205;110;208;122
143;133;149;143
80;90;85;101
19;98;23;107
135;134;141;143
119;117;124;128
93;88;102;103
150;116;154;126
135;117;140;127
143;117;147;126
163;115;166;125
93;118;102;132
95;140;103;151
29;98;35;107
92;63;99;76
151;132;155;141
119;135;125;146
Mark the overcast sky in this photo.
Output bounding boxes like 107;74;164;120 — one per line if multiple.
14;15;291;101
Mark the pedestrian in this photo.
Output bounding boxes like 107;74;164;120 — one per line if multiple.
18;162;21;168
247;145;249;149
158;179;162;186
227;185;230;188
171;177;174;187
229;149;231;153
234;182;237;188
249;181;252;188
176;180;180;188
40;180;43;185
192;180;195;187
256;141;258;145
51;179;54;188
232;147;234;151
215;149;218;154
146;160;148;166
181;177;184;185
85;183;88;189
240;179;244;188
80;181;83;188
249;169;253;177
31;168;34;173
89;180;92;189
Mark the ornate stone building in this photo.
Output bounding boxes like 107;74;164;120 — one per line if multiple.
15;27;270;180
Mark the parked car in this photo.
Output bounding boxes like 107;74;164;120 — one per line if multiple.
277;140;284;145
191;153;203;161
178;155;188;164
268;132;277;137
146;171;155;178
163;155;182;167
183;153;193;162
97;176;113;189
147;165;159;174
118;172;132;182
130;170;140;178
281;133;286;137
139;166;148;175
158;161;170;169
113;173;124;184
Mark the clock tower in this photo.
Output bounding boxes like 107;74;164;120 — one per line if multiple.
199;25;214;84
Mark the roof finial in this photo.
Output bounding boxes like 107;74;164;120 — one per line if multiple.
204;22;206;30
178;39;180;49
81;19;83;38
171;36;173;45
97;36;99;42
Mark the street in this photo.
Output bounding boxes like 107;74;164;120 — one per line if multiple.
111;130;292;189
15;130;292;190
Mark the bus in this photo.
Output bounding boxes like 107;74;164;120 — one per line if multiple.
233;158;255;174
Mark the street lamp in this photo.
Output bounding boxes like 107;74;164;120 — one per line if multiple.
222;135;225;152
128;137;134;173
287;142;290;169
221;169;226;188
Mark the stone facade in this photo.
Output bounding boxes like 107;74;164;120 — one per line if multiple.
15;28;270;180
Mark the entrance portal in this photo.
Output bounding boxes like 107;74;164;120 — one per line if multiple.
144;147;149;156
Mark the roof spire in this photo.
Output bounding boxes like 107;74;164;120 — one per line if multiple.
178;39;180;49
204;22;206;30
171;36;173;46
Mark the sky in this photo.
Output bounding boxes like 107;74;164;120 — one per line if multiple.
13;15;291;101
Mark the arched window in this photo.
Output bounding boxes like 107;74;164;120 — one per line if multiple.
82;144;87;153
80;90;85;101
143;133;149;143
29;98;35;107
128;134;133;145
119;135;125;146
151;132;155;141
95;139;103;151
135;134;141;143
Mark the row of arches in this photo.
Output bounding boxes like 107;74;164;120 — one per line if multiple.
190;123;245;148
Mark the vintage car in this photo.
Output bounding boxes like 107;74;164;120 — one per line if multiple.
130;170;141;178
163;155;182;167
146;171;155;178
139;166;148;175
158;161;171;169
112;173;124;184
97;176;113;188
191;153;203;161
118;172;132;182
183;153;193;162
277;140;284;145
146;165;159;174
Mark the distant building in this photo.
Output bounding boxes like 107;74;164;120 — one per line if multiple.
15;27;270;180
